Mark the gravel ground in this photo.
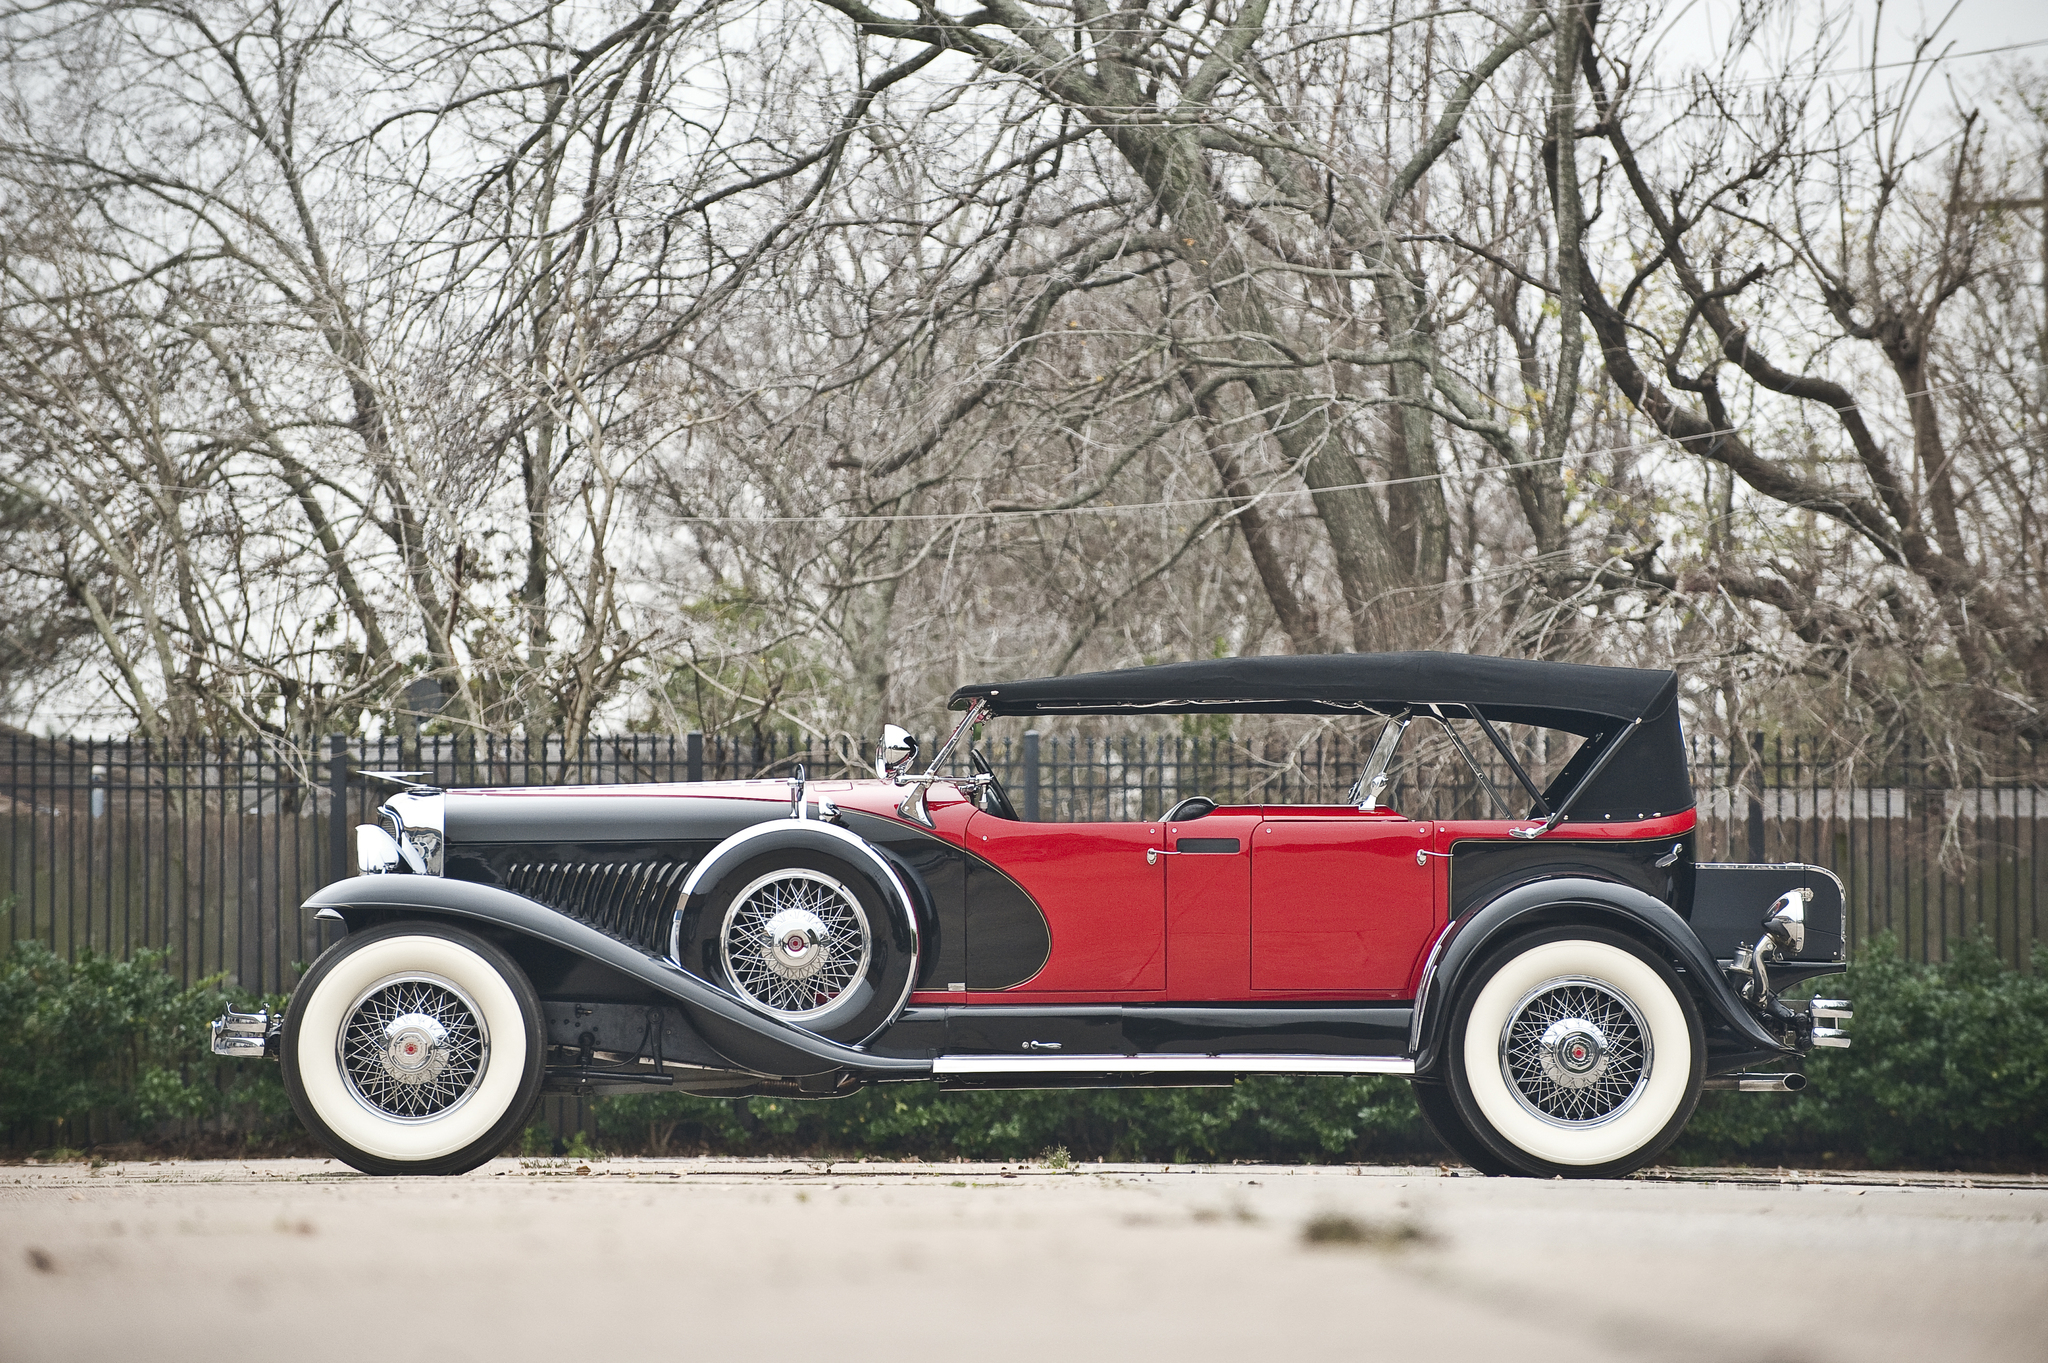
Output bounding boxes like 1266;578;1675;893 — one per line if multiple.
2;1158;2044;1362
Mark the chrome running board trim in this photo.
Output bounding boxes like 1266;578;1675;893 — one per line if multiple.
931;1053;1415;1077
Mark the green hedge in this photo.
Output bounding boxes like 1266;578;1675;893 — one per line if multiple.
3;931;2043;1169
0;940;294;1151
1674;933;2048;1168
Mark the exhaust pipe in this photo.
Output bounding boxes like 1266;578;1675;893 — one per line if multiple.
1703;1072;1808;1093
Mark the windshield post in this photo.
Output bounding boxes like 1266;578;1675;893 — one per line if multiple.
896;699;989;826
1353;710;1412;811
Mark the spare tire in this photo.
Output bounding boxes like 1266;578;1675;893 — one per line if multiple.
675;848;917;1045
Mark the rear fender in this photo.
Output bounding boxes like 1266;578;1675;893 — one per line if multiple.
1409;875;1784;1075
303;875;931;1082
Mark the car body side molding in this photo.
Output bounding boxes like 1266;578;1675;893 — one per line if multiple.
1407;874;1786;1074
302;874;933;1082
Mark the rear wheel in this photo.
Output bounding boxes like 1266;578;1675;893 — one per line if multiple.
1445;926;1703;1178
283;921;544;1176
1409;1080;1514;1175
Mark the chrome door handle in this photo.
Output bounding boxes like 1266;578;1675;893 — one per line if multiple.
1146;848;1179;864
1415;849;1451;866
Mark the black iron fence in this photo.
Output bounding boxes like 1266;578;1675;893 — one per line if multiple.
4;729;2041;996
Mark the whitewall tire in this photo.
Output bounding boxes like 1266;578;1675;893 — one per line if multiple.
283;921;544;1176
1446;926;1703;1178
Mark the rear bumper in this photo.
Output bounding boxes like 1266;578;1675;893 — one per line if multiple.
210;1007;280;1060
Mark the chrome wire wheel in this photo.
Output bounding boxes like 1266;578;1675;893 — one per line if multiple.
719;869;871;1020
338;972;489;1122
1498;975;1651;1127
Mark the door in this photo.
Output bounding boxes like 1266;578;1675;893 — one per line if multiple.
1251;810;1437;993
967;817;1165;992
1163;812;1261;997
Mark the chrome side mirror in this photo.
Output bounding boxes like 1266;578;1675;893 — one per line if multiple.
355;824;402;874
876;725;919;782
1762;888;1811;956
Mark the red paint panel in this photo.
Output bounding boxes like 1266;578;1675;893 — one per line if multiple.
1164;814;1260;998
1251;816;1436;992
966;818;1165;991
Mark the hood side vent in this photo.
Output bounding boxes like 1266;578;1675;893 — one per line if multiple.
505;860;690;954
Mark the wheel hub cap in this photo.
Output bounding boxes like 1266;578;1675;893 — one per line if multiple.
1537;1018;1609;1089
762;907;831;980
381;1013;452;1085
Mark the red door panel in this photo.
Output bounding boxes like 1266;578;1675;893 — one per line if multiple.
1251;814;1435;993
966;818;1165;992
1164;812;1260;998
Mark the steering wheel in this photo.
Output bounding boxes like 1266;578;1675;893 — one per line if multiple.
971;748;1021;821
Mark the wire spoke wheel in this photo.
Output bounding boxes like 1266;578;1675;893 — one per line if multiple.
1498;975;1651;1127
339;973;489;1121
720;869;871;1020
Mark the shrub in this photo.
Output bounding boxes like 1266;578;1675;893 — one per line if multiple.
0;940;294;1149
1676;932;2048;1168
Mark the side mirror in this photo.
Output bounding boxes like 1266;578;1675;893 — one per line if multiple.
1762;888;1810;955
355;824;402;875
876;724;919;782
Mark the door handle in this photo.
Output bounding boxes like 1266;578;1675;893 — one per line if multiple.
1146;848;1178;865
1415;849;1451;866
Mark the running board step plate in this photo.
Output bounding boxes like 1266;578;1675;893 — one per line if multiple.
932;1054;1415;1077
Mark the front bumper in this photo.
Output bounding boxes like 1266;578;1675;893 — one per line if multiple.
210;1006;281;1059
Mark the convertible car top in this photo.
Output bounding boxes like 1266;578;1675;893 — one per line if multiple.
214;652;1850;1181
956;651;1691;828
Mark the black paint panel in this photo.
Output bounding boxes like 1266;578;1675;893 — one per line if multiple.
963;862;1052;990
1449;833;1695;921
445;791;773;844
1691;864;1845;963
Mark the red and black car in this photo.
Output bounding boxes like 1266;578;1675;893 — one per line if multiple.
214;652;1850;1178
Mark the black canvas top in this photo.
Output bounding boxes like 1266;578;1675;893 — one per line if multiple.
950;652;1693;820
950;652;1675;734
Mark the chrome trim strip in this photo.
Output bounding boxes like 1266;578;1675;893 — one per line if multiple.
1408;925;1451;1057
932;1054;1416;1076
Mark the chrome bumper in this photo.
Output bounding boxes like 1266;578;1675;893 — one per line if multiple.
210;1006;280;1059
1805;997;1852;1048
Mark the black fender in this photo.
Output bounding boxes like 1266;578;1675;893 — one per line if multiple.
1408;875;1786;1076
303;875;932;1082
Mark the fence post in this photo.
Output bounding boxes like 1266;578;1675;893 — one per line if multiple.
687;731;704;784
1023;730;1041;822
328;734;350;885
1746;730;1766;862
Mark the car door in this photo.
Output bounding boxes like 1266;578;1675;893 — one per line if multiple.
1250;807;1438;994
1163;810;1262;998
966;816;1165;993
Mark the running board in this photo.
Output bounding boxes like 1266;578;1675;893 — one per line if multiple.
931;1053;1415;1077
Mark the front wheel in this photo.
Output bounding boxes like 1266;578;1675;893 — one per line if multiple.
1445;926;1703;1178
282;921;545;1176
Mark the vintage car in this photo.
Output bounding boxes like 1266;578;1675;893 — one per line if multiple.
214;652;1849;1178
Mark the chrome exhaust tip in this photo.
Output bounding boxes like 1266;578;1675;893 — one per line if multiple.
1703;1072;1808;1092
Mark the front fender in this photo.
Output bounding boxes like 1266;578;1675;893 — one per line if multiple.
303;875;932;1082
1409;875;1785;1075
